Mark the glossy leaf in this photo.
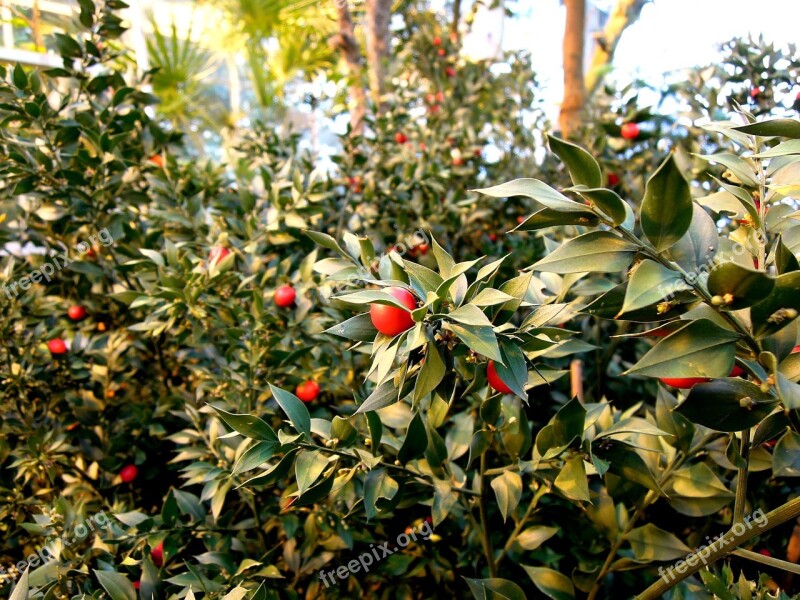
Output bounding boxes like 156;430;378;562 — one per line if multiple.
547;135;602;188
641;155;693;252
532;231;637;274
707;262;774;309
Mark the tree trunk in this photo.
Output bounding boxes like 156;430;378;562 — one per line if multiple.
584;0;648;98
559;0;586;139
329;1;367;136
365;0;392;114
451;0;462;39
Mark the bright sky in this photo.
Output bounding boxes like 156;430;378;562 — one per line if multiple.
497;0;799;111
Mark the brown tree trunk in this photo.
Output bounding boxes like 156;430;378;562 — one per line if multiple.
329;1;367;136
365;0;392;114
451;0;462;39
585;0;648;98
559;0;586;139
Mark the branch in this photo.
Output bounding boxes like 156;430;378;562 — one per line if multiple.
584;0;648;99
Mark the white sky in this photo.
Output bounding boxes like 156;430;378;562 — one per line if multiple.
497;0;799;110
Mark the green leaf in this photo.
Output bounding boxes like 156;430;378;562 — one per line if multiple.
465;578;528;600
627;523;691;561
474;179;588;212
432;478;458;526
414;343;446;402
494;341;528;400
210;406;277;442
9;568;29;600
444;322;502;362
330;416;358;447
697;153;758;186
398;411;428;464
238;448;299;488
490;471;523;522
625;319;739;378
676;379;778;432
641;155;693;252
324;313;378;342
522;566;575;600
554;456;591;502
667;203;719;272
532;231;637;274
232;441;277;475
12;64;28;89
580;188;628;226
363;468;399;520
551;397;587;447
448;304;494;327
664;463;734;517
404;261;444;296
470;288;516;307
355;377;414;414
750;272;800;339
94;570;136;600
707;262;774;309
773;431;800;477
295;450;330;494
593;441;662;493
305;230;350;259
512;207;600;231
547;135;602;188
514;526;559;551
733;119;800;139
619;260;684;316
269;384;311;438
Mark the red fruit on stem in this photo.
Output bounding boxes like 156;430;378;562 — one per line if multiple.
429;104;440;114
432;36;442;46
516;216;525;224
436;91;445;103
607;173;620;186
295;380;320;403
209;245;231;266
120;464;138;483
437;48;446;57
445;67;456;78
659;377;710;389
150;541;164;567
274;285;297;308
750;87;761;99
133;581;140;590
620;122;640;140
68;305;87;321
369;287;416;336
394;132;408;144
487;361;513;394
48;338;68;355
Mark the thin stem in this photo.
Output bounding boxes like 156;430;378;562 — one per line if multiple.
733;428;751;525
495;484;548;569
731;548;800;575
636;496;800;599
478;453;498;577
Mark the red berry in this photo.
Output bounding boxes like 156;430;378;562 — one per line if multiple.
429;104;440;114
295;380;320;403
487;361;514;394
620;122;640;140
607;173;620;186
419;143;427;151
516;215;526;224
433;36;442;46
148;154;164;168
369;287;417;336
275;285;297;308
437;48;446;57
758;548;771;557
416;243;429;255
133;581;140;590
209;245;231;266
658;377;710;389
750;88;761;99
67;305;87;321
730;365;745;377
445;67;456;78
792;345;800;354
150;541;164;567
452;156;464;166
120;464;138;483
436;91;445;103
394;132;407;144
488;233;498;242
48;338;68;355
426;93;436;104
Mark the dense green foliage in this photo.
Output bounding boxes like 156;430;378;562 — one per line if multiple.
1;2;800;600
